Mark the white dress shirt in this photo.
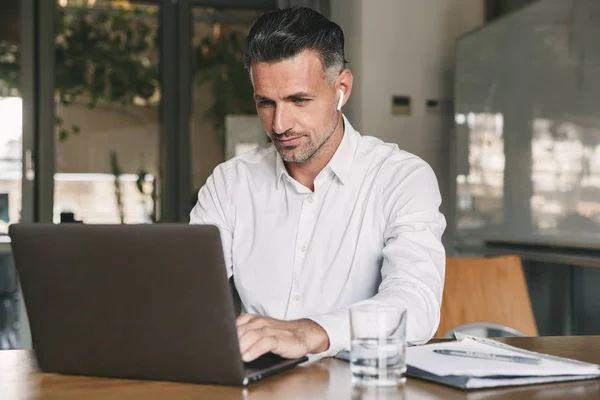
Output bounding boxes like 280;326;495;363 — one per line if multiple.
190;115;446;357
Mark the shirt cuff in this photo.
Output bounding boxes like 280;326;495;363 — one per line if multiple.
306;309;351;359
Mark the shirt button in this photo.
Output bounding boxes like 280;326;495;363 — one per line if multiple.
301;245;308;252
307;196;314;204
293;294;301;301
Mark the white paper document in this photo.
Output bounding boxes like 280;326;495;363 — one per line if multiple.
406;334;600;389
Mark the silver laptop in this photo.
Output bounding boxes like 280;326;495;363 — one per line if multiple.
9;223;306;385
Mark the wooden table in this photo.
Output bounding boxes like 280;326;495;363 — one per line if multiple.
2;336;600;399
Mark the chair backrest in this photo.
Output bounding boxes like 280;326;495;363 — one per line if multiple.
435;255;538;338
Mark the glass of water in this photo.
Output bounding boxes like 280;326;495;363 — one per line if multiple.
349;305;407;386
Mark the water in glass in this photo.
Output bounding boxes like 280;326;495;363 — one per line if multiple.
351;337;407;386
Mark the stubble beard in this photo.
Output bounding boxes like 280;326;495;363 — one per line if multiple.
275;112;340;164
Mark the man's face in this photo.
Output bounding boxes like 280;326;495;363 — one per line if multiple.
250;50;339;164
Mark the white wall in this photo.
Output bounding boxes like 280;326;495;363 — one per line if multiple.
331;0;484;246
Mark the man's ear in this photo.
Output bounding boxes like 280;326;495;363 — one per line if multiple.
336;68;353;110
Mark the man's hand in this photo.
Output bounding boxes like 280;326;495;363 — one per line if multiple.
236;314;330;362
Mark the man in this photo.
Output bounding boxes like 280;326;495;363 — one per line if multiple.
190;7;446;362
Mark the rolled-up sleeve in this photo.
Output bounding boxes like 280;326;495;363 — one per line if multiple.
189;164;234;279
308;157;446;357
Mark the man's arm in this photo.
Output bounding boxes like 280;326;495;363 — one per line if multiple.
238;158;445;361
308;158;446;357
190;165;327;362
190;164;234;279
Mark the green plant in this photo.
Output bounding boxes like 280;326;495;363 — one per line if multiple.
195;30;256;148
110;151;157;223
0;3;257;148
0;2;159;141
136;167;156;223
109;150;124;224
0;42;19;96
54;3;159;141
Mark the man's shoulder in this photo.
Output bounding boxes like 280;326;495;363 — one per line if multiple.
212;142;277;181
227;142;276;165
355;134;431;174
353;135;442;215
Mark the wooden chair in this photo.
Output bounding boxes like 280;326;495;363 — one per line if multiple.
435;255;538;338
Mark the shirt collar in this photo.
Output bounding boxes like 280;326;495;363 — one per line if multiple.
275;114;358;188
275;147;288;189
327;114;358;185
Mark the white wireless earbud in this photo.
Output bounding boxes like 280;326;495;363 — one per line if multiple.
337;89;344;111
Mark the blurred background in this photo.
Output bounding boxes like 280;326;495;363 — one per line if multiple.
1;0;600;350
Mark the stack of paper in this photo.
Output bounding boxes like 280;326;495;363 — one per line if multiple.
406;334;600;389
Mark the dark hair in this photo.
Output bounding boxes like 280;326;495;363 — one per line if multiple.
244;7;347;78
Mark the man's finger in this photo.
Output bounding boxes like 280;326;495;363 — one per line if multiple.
238;327;267;355
242;335;278;362
236;313;256;327
237;316;271;339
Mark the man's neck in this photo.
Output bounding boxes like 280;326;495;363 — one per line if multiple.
286;115;344;191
